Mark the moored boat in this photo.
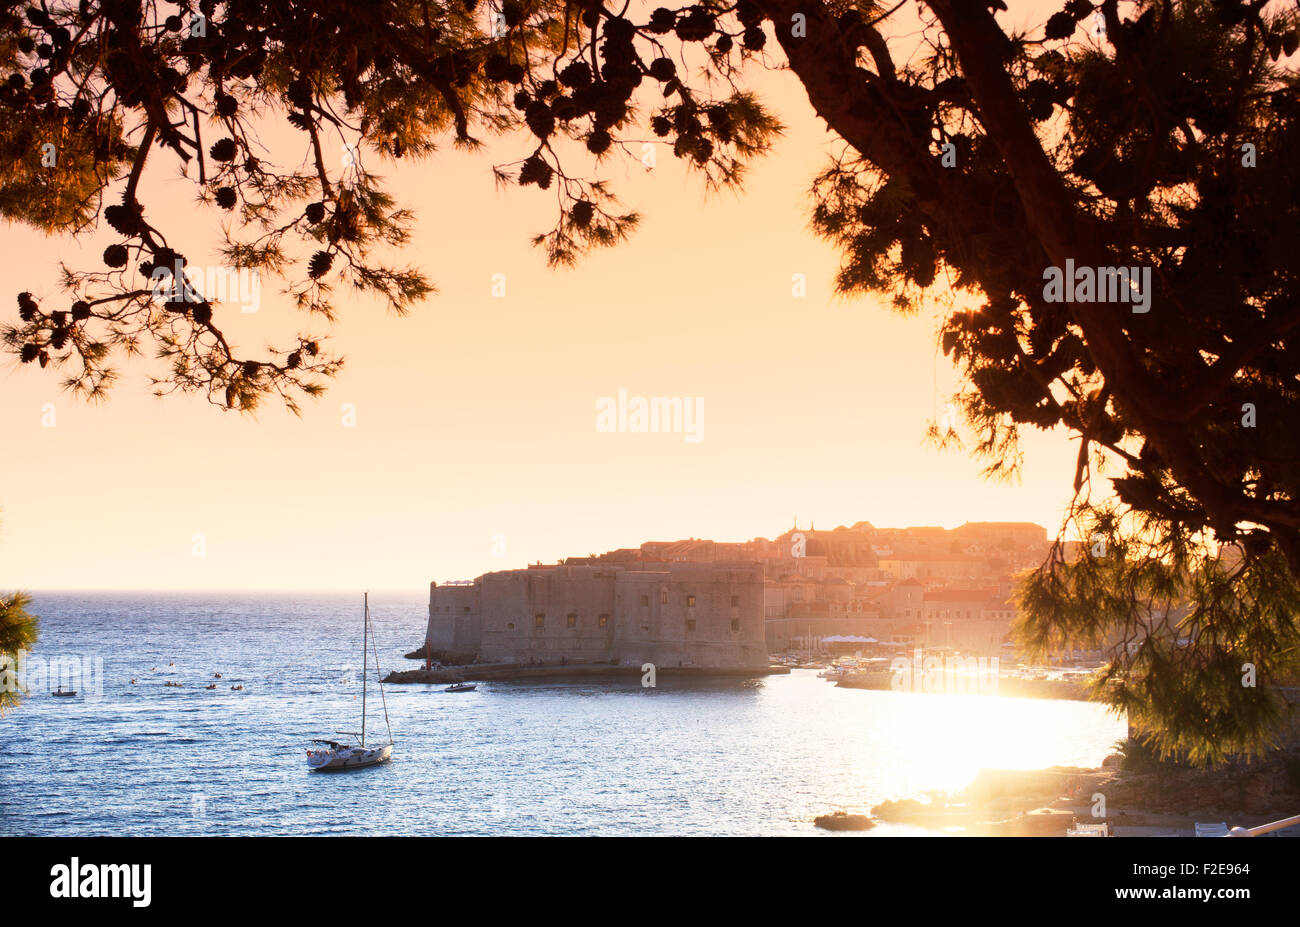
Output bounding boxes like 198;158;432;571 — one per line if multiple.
307;592;394;772
306;739;393;771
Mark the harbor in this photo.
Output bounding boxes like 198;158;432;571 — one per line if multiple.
0;591;1130;837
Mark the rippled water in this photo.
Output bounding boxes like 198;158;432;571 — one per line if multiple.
0;592;1126;835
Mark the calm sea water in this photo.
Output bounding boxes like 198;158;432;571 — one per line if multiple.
1;592;1126;836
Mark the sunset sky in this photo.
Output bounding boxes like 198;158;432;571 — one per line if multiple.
0;2;1087;592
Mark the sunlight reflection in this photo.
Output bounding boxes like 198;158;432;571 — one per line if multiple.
840;688;1125;798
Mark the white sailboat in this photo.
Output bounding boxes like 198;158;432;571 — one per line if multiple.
307;592;394;771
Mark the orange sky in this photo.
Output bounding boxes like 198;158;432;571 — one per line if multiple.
0;2;1088;591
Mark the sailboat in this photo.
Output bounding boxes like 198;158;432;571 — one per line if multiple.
306;592;394;772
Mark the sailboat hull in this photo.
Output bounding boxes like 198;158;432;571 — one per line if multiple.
308;593;394;773
307;743;392;771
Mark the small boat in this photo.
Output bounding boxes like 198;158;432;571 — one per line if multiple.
164;681;183;688
307;593;394;772
230;684;243;691
205;683;218;690
445;683;477;693
52;686;76;697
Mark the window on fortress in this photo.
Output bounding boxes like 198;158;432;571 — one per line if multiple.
687;595;696;607
464;607;471;614
661;589;669;605
535;614;545;628
687;619;697;632
567;613;577;628
507;623;515;630
730;618;740;632
730;595;739;607
640;595;650;607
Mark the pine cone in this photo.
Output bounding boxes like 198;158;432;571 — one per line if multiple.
102;244;129;268
214;92;238;118
647;8;676;34
571;201;595;228
209;138;237;162
104;202;142;236
649;58;676;82
308;250;333;279
559;60;592;90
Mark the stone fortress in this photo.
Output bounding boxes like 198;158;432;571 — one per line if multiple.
425;519;1056;669
426;561;767;668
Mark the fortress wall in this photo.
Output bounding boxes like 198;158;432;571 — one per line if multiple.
612;562;766;668
427;582;481;658
478;566;618;664
429;561;767;668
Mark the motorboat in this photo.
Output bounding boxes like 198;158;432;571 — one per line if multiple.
445;683;477;693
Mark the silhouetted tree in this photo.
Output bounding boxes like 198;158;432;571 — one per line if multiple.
4;0;1300;758
0;571;37;715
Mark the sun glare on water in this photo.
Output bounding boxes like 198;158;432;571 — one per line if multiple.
856;690;1124;796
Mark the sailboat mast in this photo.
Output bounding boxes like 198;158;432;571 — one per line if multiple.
361;592;368;747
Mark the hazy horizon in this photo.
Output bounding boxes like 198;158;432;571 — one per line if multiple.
8;511;1056;593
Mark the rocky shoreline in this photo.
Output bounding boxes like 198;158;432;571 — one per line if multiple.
856;755;1300;836
835;672;1087;701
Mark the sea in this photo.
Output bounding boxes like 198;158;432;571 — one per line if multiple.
0;591;1127;836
